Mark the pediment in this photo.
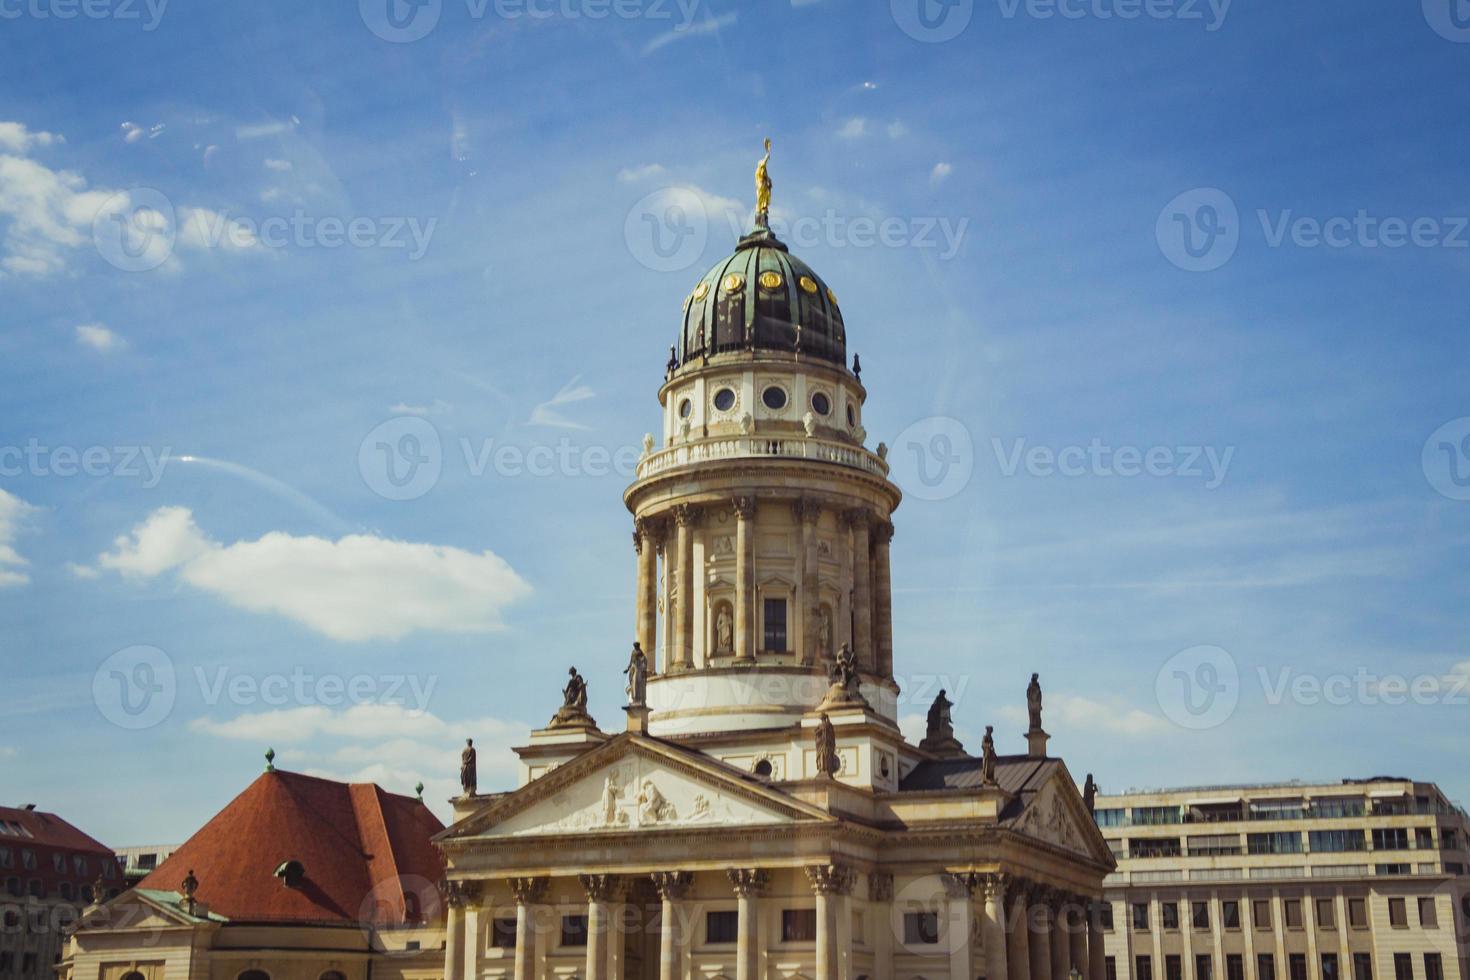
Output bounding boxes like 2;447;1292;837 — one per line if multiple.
443;735;833;842
1012;768;1115;866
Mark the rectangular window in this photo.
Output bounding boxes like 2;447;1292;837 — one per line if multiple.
1257;955;1277;980
762;598;788;652
1166;955;1183;980
1095;808;1128;828
1317;899;1335;929
1417;897;1438;928
490;918;517;949
1249;832;1304;855
1162;902;1180;930
1222;901;1240;929
903;911;940;946
1193;902;1210;930
1197;955;1214;980
1284;899;1303;929
1393;953;1413;980
1415;828;1434;850
1423;955;1442;980
1134;806;1183;826
1133;903;1151;931
706;910;739;944
1253;900;1272;929
1373;828;1410;851
0;849;10;869
1323;954;1340;980
1348;898;1367;928
1353;953;1373;980
1290;954;1308;980
21;954;36;974
560;914;589;948
1100;903;1115;931
1133;838;1184;858
1227;955;1244;980
1106;958;1118;980
782;908;816;943
1137;957;1154;980
1311;830;1367;853
1388;898;1407;927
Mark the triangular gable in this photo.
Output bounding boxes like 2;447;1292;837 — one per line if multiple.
1010;765;1115;867
441;735;833;841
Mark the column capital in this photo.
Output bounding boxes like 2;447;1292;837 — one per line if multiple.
673;504;702;527
840;507;871;531
445;880;467;908
634;516;666;550
873;519;895;545
867;872;894;903
791;497;823;524
942;871;981;899
509;876;548;905
979;871;1012;901
579;873;624;902
731;495;758;520
456;880;484;907
804;863;855;896
650;870;693;902
726;867;769;897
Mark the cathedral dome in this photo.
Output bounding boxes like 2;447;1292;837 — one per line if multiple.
673;226;848;371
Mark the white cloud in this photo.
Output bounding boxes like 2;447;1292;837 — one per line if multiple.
75;322;123;352
0;122;61;155
390;399;452;417
642;11;737;55
0;746;15;758
86;506;532;641
263;158;293;172
1001;693;1170;737
120;121;165;144
236;118;297;141
0;489;37;588
0;148;118;276
190;704;523;743
836;118;868;140
176;206;262;252
930;162;953;187
617;164;668;183
887;120;909;140
528;376;595;430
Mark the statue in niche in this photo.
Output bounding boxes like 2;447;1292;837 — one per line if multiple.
816;607;832;662
815;713;840;776
715;607;733;653
638;779;677;824
459;738;477;798
601;773;623;826
1027;672;1044;731
624;643;648;706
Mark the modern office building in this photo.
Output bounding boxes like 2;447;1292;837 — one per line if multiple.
1093;779;1470;980
112;846;179;887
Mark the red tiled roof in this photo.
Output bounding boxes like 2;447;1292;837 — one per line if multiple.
136;770;445;927
0;807;114;855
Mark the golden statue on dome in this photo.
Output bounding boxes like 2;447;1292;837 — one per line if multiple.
755;137;772;225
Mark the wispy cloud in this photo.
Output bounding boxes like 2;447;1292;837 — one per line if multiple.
390;399;452;417
120;121;165;144
528;376;596;430
931;161;953;186
642;11;736;55
617;163;669;183
836;117;868;140
75;322;123;352
0;122;61;155
0;490;37;589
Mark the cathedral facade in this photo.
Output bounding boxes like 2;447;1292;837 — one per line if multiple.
436;154;1115;980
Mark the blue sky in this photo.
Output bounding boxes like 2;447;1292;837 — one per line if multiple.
2;0;1469;844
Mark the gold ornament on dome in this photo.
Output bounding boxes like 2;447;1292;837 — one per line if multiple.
827;287;839;306
693;281;710;301
759;271;783;290
682;293;692;312
722;273;745;293
799;275;819;294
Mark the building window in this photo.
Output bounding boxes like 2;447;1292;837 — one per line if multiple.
1353;954;1373;980
1219;901;1240;930
1253;900;1271;929
1106;957;1118;980
1192;902;1210;930
713;388;736;412
27;879;42;898
1095;809;1128;828
1417;897;1438;928
1393;954;1413;980
1162;902;1180;930
319;972;346;980
782;908;816;942
238;971;270;980
1373;828;1410;851
51;854;64;873
1423;955;1442;980
1317;899;1335;928
560;914;589;947
1166;955;1183;980
1227;955;1244;980
1323;954;1340;980
761;386;788;411
1376;864;1411;876
1133;838;1183;858
0;954;11;973
1136;957;1154;980
1099;903;1115;931
811;392;831;416
1196;955;1214;980
706;910;738;944
1132;903;1150;931
20;851;35;871
0;849;10;869
1249;832;1304;855
490;919;516;949
21;954;36;974
1257;955;1277;980
1415;828;1434;849
903;912;940;946
1284;899;1302;929
72;856;88;876
762;598;788;652
678;398;692;419
1311;830;1367;853
1133;806;1182;826
1289;954;1308;980
1348;897;1367;928
1388;898;1407;927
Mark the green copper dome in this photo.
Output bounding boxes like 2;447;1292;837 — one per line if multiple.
673;226;847;372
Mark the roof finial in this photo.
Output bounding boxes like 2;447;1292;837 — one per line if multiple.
754;138;772;228
264;747;275;772
415;781;425;801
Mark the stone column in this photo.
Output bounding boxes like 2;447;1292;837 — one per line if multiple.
981;874;1010;980
846;510;873;670
872;520;894;678
943;873;978;980
793;498;819;664
673;506;698;670
635;519;660;668
733;496;757;662
837;512;853;652
727;868;768;980
1087;902;1106;980
1007;885;1033;980
445;888;465;980
650;871;692;980
806;864;854;980
1030;891;1053;980
1067;898;1086;980
462;883;483;980
510;877;548;980
1050;895;1070;980
581;874;623;980
869;873;895;980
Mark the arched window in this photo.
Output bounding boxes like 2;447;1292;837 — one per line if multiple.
319;971;347;980
120;971;145;980
238;969;271;980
